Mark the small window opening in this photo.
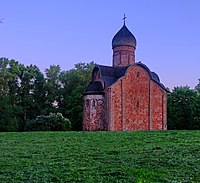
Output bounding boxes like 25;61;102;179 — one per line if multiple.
136;71;140;77
92;100;96;107
137;101;140;108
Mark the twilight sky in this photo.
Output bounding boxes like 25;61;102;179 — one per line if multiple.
0;0;200;89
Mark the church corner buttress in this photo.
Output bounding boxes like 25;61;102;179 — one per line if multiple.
83;21;168;131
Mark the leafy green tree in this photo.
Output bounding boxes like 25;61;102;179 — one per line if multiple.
31;65;46;117
20;67;33;119
195;79;200;93
0;58;21;131
44;65;62;114
0;58;48;131
59;62;95;130
192;80;200;129
0;94;19;131
192;96;200;129
167;86;198;130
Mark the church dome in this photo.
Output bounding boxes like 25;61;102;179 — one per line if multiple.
112;24;136;48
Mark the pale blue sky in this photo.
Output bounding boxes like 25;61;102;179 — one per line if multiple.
0;0;200;89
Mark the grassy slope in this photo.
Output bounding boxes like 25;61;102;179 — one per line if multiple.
0;131;200;183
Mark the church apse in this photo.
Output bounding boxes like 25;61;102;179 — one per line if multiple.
83;94;105;131
83;74;105;130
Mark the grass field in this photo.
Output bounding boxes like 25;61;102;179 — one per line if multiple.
0;131;200;182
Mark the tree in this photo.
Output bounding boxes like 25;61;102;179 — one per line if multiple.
59;62;95;130
0;58;47;131
31;65;46;117
192;80;200;129
167;86;199;130
0;58;9;95
195;79;200;93
0;58;21;131
44;65;62;114
18;64;47;125
0;96;19;131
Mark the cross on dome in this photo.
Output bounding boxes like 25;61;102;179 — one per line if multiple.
123;14;127;25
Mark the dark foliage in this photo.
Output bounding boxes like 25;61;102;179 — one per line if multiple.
0;57;94;131
167;85;200;130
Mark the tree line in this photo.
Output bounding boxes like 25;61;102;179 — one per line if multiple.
0;57;94;131
0;57;199;131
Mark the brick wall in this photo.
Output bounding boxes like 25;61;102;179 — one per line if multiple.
109;65;167;131
109;81;123;130
113;46;135;67
151;81;167;130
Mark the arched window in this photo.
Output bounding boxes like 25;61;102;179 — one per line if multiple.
92;100;96;107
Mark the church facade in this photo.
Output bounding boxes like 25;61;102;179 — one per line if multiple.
83;22;168;131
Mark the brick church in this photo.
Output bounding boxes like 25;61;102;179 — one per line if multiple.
83;20;168;131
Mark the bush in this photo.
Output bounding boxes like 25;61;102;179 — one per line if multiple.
25;113;71;131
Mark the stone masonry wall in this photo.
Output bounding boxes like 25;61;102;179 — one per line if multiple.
83;94;105;131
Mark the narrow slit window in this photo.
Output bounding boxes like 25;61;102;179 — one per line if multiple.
92;100;96;107
137;101;139;108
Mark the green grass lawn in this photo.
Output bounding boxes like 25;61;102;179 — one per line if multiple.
0;131;200;183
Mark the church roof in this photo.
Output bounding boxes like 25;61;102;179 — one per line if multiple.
151;72;160;83
83;65;129;95
96;63;167;91
112;24;137;48
95;64;129;87
84;81;104;95
135;62;168;91
84;63;168;94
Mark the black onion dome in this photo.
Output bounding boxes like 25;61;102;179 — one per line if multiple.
112;25;136;48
